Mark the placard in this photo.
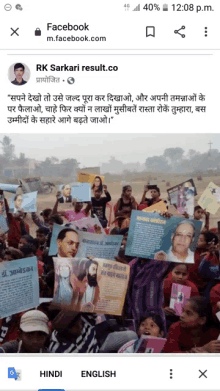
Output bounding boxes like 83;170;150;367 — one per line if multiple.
125;211;202;264
53;257;129;315
0;257;39;318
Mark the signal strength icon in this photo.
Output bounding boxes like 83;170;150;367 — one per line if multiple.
133;4;140;11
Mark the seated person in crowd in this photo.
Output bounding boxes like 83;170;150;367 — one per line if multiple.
19;242;44;276
119;312;164;353
115;185;137;219
163;263;199;329
91;185;111;228
111;214;131;234
0;314;21;346
210;284;220;317
91;176;103;193
21;243;37;258
35;227;48;259
194;206;210;231
31;208;52;235
52;192;91;223
188;231;219;295
5;197;29;249
49;312;99;353
0;233;7;260
125;257;173;332
164;297;220;353
0;310;50;353
114;232;133;264
138;184;162;210
184;205;209;231
125;211;174;331
49;286;99;354
2;247;24;261
40;269;55;298
198;233;220;300
18;234;35;251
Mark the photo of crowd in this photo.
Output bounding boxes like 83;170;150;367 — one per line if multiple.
1;137;220;355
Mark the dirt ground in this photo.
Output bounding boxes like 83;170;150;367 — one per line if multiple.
5;173;219;237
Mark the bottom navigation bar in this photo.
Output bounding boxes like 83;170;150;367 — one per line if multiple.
0;356;219;390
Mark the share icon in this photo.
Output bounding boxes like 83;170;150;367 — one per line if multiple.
174;26;185;38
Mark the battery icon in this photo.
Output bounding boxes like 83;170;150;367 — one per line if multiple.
163;4;168;11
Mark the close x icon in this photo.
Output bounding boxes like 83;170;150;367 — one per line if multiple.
199;369;208;378
10;27;19;36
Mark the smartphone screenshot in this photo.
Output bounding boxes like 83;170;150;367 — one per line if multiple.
0;0;220;390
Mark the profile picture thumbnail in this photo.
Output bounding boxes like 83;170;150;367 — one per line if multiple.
8;62;30;86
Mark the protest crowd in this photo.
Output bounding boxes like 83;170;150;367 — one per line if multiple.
1;175;220;354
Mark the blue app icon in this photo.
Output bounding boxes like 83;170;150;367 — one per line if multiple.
8;368;17;380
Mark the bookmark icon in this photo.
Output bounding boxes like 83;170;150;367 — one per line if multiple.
146;26;155;37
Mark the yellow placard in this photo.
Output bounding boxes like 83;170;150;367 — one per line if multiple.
198;182;220;215
77;172;105;184
142;201;168;213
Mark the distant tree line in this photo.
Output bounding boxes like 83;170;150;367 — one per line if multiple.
145;147;220;173
0;136;79;178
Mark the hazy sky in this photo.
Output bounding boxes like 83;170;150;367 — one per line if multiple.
4;133;220;167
